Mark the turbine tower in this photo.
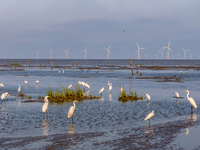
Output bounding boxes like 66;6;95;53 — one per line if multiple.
161;40;173;59
35;51;40;59
103;44;112;59
82;46;88;59
135;42;145;59
158;49;164;59
181;48;189;59
50;48;53;59
62;47;70;59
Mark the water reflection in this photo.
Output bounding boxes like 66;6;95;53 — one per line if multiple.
42;119;49;136
109;93;112;101
188;113;197;121
100;97;104;101
144;125;154;136
68;124;75;134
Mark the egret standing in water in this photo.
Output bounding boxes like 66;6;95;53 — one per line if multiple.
0;83;4;87
42;96;49;116
174;92;179;98
18;85;21;93
108;83;112;92
68;84;72;89
144;110;155;126
146;93;150;101
68;100;79;122
184;90;197;112
1;92;10;103
99;87;105;96
24;80;28;85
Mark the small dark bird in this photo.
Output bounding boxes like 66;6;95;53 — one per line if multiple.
135;70;138;75
123;30;125;32
96;71;99;73
139;73;142;76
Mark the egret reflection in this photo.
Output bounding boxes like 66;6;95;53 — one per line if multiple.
68;124;75;134
109;93;112;101
144;125;154;136
83;90;90;97
188;113;197;121
42;119;49;136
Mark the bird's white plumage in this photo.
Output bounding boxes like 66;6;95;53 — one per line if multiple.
35;80;39;84
146;93;150;100
174;92;179;98
63;70;64;73
68;84;72;89
184;128;189;135
108;83;112;92
144;111;155;120
68;100;78;119
24;80;28;84
18;85;21;93
99;87;105;94
42;96;49;112
0;83;4;87
184;90;197;108
120;87;123;93
1;92;10;100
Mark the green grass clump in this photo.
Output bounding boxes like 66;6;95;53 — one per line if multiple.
46;84;100;102
118;89;143;102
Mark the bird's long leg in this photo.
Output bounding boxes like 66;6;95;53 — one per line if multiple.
191;105;193;113
148;119;150;126
72;116;73;124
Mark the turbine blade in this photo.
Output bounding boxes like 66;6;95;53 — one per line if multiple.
108;44;112;49
169;48;173;53
135;42;139;48
168;39;171;47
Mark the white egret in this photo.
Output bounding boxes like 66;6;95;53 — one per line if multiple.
144;111;155;125
108;83;112;92
42;96;49;113
84;83;90;89
18;85;21;93
174;92;179;98
120;87;123;93
99;87;105;96
68;84;72;89
24;80;28;85
35;80;39;84
184;128;189;135
58;70;60;73
68;100;79;122
108;80;111;86
1;92;10;102
63;70;64;73
0;83;4;87
146;93;150;101
184;90;197;110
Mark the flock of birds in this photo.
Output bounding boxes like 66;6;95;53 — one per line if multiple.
1;78;198;126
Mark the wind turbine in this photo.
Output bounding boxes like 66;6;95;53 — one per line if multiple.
181;48;189;59
62;47;70;59
135;42;145;59
82;46;88;59
50;48;53;59
103;44;112;59
158;48;164;59
35;51;40;59
161;40;173;59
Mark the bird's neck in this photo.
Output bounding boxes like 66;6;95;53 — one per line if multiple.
73;102;76;109
187;92;189;99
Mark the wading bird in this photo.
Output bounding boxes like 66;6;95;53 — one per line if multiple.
1;92;10;102
174;92;179;98
184;128;189;135
68;100;79;122
146;93;150;101
108;83;112;92
99;87;105;96
18;85;21;93
144;110;155;125
35;80;39;84
0;83;4;87
120;87;123;93
42;96;49;113
68;84;72;89
24;80;28;85
184;90;197;111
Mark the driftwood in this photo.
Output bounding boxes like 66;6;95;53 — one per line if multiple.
72;63;83;72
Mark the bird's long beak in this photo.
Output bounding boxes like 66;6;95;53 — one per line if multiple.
8;93;10;96
184;90;187;92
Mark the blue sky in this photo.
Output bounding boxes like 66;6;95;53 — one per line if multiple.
0;0;199;59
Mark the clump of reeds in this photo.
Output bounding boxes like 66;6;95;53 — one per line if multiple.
46;84;101;101
118;89;144;102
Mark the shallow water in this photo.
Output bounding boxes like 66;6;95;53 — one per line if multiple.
0;59;200;149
